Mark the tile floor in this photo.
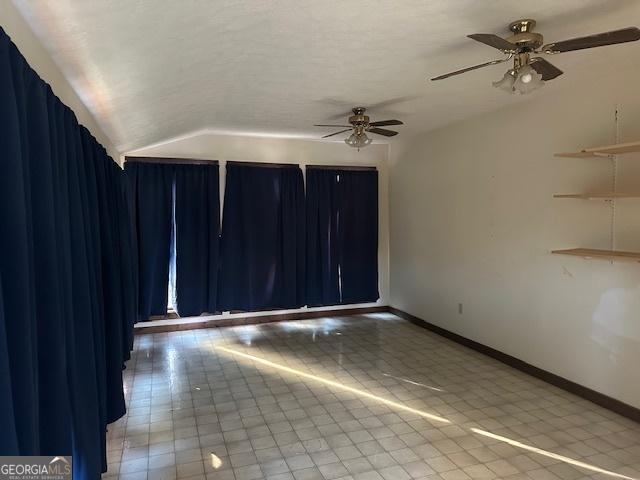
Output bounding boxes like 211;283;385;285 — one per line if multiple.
104;313;640;480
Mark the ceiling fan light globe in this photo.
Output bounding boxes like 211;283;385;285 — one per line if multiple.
492;69;516;93
344;132;372;150
513;65;544;94
345;133;357;146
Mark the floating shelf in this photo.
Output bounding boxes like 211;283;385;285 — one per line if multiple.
555;140;640;158
552;248;640;263
554;192;640;200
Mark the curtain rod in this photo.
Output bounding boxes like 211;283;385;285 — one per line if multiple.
306;165;377;171
124;156;219;165
124;157;375;171
226;161;299;169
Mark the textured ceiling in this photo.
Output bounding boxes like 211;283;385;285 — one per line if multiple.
12;0;640;152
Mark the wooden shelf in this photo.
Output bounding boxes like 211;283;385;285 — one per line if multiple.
554;136;640;264
552;248;640;263
554;192;640;199
555;140;640;158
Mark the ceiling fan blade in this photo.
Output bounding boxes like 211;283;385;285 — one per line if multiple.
431;55;513;81
322;129;351;139
314;124;351;127
369;119;404;127
530;57;563;80
468;33;517;51
543;27;640;53
369;127;398;137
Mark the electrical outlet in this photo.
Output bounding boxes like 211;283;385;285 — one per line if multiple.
458;303;463;315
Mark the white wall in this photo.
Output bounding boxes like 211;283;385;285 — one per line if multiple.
129;132;390;315
1;2;118;159
390;65;640;409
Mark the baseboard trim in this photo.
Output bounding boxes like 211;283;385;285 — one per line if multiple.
135;305;388;334
388;307;640;424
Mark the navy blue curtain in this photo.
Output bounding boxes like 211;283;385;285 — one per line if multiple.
219;163;305;311
116;170;137;359
0;27;136;480
174;164;220;317
1;29;42;456
125;162;174;320
0;275;19;454
93;146;136;422
305;169;340;306
306;168;379;305
337;170;379;303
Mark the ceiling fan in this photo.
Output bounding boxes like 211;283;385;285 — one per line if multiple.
315;107;403;150
431;19;640;94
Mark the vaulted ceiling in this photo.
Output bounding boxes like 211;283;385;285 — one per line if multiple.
12;0;640;152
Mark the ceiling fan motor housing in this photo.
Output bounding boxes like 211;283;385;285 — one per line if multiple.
349;107;369;126
506;19;543;51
